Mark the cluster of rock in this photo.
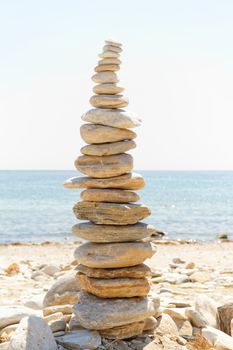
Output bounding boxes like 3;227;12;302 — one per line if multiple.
63;39;160;339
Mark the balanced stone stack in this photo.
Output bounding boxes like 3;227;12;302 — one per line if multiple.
64;39;160;339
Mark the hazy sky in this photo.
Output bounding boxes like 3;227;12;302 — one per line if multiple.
1;0;233;170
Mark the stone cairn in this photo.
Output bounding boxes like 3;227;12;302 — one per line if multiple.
64;39;160;340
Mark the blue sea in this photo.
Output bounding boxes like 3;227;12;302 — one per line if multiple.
0;170;233;243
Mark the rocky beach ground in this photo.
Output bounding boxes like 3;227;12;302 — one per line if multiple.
1;240;233;349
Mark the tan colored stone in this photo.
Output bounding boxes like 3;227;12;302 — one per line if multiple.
92;71;118;83
73;291;159;330
80;189;139;203
72;222;156;243
154;314;179;336
75;154;133;178
81;140;136;156
76;263;152;279
143;317;158;331
98;58;121;65
63;172;145;190
77;273;150;298
99;321;145;339
95;64;120;72
82;108;141;129
103;45;122;53
98;51;120;59
93;83;123;95
73;201;151;225
105;39;122;47
80;124;136;144
74;242;156;268
43;305;73;317
90;94;128;109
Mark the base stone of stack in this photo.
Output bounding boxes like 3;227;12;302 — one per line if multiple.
93;83;123;94
82;108;141;129
81;140;136;156
77;273;150;298
76;263;152;279
74;242;156;268
90;94;128;109
99;321;145;339
64;172;145;190
73;291;159;330
80;124;136;144
75;153;133;178
72;222;156;242
73;201;151;225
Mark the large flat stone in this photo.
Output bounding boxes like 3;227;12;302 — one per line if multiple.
93;83;123;95
80;188;139;203
99;321;145;339
80;124;136;144
56;330;101;349
81;140;136;156
82;108;141;129
73;201;151;225
77;273;150;298
76;263;152;279
92;71;118;83
0;306;41;329
90;95;128;109
95;64;120;72
74;242;156;268
72;222;156;243
75;154;133;178
73;291;159;330
64;172;145;190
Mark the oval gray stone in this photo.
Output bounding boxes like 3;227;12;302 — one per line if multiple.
93;83;124;95
80;124;136;144
89;95;128;109
82;109;141;129
80;188;139;203
73;291;159;330
73;201;151;225
81;140;136;156
75;154;133;178
72;222;156;243
92;71;118;83
74;242;156;268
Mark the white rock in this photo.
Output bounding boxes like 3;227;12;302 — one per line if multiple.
202;326;233;349
195;294;219;328
0;343;9;350
185;308;207;328
41;265;60;276
8;315;57;350
0;306;41;329
24;294;44;310
56;330;101;349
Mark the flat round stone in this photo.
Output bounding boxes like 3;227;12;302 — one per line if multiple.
82;109;141;129
93;84;124;95
80;189;139;203
72;222;156;243
74;242;156;268
73;202;151;225
99;321;145;340
105;39;122;47
98;51;120;59
98;58;121;65
92;71;118;84
80;124;136;144
81;140;136;156
103;45;122;53
76;264;152;279
75;154;133;178
73;291;159;330
95;64;120;72
77;273;150;298
63;172;145;190
89;95;128;109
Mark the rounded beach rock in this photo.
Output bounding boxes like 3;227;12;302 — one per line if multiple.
82;108;141;129
94;64;120;72
81;140;136;156
103;45;122;53
99;321;145;339
72;222;156;243
92;71;118;83
77;273;150;298
73;291;159;330
76;263;152;279
93;83;124;95
80;188;139;203
98;51;120;59
73;201;151;225
63;172;145;190
90;94;128;109
80;124;136;144
75;154;133;178
74;242;156;268
98;58;121;65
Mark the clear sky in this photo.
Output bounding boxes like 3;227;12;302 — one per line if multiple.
1;0;233;170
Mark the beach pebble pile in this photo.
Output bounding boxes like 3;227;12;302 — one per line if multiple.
64;39;160;340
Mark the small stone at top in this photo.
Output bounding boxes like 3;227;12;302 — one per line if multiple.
103;45;122;53
105;39;122;47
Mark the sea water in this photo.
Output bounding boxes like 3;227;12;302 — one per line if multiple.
0;170;233;243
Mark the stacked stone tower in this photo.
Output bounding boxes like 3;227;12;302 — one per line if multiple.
64;39;159;339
